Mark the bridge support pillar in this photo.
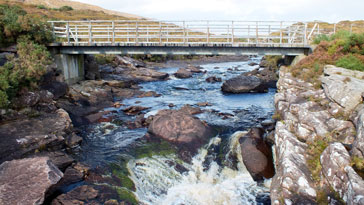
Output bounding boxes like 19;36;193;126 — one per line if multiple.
54;54;85;84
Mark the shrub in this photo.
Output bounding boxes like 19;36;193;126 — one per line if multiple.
0;4;53;47
336;54;364;71
59;6;73;12
94;54;115;65
0;37;52;108
313;34;330;44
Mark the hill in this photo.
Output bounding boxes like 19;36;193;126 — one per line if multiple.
7;0;144;20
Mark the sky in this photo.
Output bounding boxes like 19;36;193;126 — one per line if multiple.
75;0;363;23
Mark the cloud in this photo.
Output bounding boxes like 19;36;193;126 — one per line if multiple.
75;0;364;23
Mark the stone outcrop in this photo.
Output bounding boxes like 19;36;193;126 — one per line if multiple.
321;143;364;204
221;75;268;93
239;128;275;181
0;157;63;205
321;65;364;113
271;66;362;204
84;55;101;80
242;66;278;88
271;122;317;204
0;109;73;164
353;104;364;158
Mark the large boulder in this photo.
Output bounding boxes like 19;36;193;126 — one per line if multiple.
243;66;278;88
174;68;193;79
0;157;63;205
239;128;275;181
321;143;364;204
221;75;268;93
147;110;214;151
0;109;72;163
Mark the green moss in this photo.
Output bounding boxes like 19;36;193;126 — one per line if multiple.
115;187;138;205
95;54;116;65
134;140;177;159
351;156;364;178
307;136;330;183
109;160;135;191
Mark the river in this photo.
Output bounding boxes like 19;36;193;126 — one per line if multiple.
76;56;275;205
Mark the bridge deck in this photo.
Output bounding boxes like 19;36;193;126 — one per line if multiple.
48;20;317;55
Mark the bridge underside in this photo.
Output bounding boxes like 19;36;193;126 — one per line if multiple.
49;45;311;56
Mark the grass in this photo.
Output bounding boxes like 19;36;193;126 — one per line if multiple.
306;136;330;183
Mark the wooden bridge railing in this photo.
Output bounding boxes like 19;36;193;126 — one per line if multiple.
49;20;320;46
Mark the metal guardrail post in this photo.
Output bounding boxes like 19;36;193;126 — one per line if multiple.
112;21;115;44
159;22;162;45
66;21;70;44
88;21;92;44
279;21;282;44
136;22;139;44
231;21;234;45
207;20;210;44
183;21;186;45
304;23;307;45
75;25;78;44
248;25;250;44
51;22;55;40
256;22;259;44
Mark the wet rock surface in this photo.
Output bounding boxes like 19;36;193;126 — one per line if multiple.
0;109;72;164
147;109;214;152
239;128;275;181
0;157;63;205
174;68;193;79
221;75;269;93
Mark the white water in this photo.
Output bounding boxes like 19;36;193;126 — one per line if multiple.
127;132;270;205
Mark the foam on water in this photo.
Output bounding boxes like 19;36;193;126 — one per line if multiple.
128;133;270;205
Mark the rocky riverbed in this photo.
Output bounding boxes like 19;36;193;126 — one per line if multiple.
1;52;363;205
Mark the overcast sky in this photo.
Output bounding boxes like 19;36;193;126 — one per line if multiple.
75;0;363;23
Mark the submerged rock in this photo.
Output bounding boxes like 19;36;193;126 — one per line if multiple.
0;157;63;205
221;75;268;93
123;106;149;116
205;76;222;83
239;128;275;181
147;110;214;152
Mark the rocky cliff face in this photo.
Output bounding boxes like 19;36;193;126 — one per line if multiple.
271;65;364;204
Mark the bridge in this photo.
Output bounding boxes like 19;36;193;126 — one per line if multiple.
48;20;319;83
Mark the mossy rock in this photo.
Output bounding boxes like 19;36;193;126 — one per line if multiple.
133;140;177;159
115;187;138;205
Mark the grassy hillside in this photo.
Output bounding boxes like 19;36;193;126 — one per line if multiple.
10;0;143;19
1;0;138;20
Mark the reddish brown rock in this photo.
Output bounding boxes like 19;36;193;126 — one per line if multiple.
148;110;214;151
0;157;63;205
239;128;275;181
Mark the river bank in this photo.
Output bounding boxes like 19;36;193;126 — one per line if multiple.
0;54;278;204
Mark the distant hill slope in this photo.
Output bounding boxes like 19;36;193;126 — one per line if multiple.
10;0;144;19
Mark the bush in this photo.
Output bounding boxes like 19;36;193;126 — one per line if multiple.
336;54;364;71
0;37;52;108
59;6;73;12
313;34;330;44
0;4;53;47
